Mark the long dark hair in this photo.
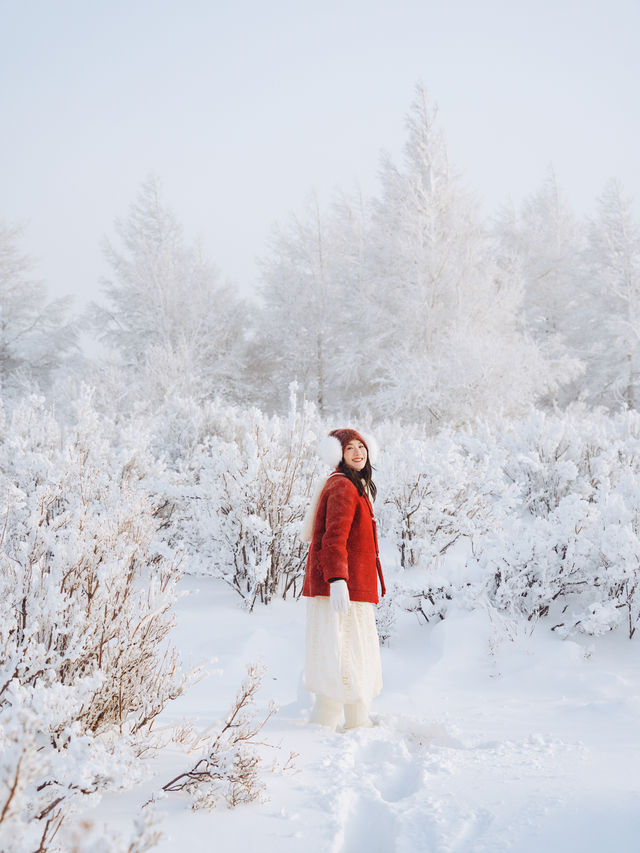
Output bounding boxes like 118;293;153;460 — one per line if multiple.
338;456;377;502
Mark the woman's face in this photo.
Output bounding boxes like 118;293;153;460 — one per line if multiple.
343;440;367;472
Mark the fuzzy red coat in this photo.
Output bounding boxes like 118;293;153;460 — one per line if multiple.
302;473;386;604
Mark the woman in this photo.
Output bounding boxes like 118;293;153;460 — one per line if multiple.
301;428;386;731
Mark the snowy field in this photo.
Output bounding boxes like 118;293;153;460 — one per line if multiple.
3;16;640;847
84;566;640;853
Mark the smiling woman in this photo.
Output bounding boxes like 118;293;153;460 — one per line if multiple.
342;438;367;471
301;428;386;731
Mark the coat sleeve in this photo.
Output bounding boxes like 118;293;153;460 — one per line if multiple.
319;479;358;583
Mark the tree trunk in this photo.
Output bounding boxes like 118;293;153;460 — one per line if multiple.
316;333;325;417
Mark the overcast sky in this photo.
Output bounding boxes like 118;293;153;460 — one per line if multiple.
2;0;639;306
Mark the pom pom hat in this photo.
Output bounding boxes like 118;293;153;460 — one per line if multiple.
317;428;377;468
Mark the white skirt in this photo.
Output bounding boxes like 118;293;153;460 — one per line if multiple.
304;596;383;705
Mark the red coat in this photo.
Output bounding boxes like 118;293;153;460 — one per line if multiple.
302;473;386;604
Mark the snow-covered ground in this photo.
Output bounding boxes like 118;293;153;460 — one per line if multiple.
87;569;640;853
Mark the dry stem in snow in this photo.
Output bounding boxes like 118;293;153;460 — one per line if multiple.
161;662;287;810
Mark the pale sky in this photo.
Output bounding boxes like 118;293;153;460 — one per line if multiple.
2;0;639;306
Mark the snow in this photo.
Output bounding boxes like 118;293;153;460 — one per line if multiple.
5;393;640;850
83;571;640;853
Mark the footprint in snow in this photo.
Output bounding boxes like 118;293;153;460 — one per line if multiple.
340;786;398;853
326;720;498;853
355;737;424;803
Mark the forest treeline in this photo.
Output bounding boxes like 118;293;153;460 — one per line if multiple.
2;85;639;425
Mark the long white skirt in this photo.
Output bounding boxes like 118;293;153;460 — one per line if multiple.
304;596;383;705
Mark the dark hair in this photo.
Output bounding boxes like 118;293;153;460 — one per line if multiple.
338;456;377;502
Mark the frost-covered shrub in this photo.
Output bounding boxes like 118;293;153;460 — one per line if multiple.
401;582;458;623
475;494;597;623
144;392;250;467
0;393;187;851
567;473;640;639
467;409;640;639
377;429;501;569
498;410;599;516
479;478;640;641
377;409;640;643
161;663;287;810
376;579;458;643
167;389;322;607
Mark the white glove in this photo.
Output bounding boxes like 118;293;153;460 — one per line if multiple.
330;579;350;614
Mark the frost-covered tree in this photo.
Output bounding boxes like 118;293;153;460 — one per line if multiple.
0;222;77;399
581;179;640;408
257;189;377;416
323;190;378;412
363;85;553;424
92;176;246;407
256;86;559;424
252;194;332;414
253;192;372;415
493;170;584;404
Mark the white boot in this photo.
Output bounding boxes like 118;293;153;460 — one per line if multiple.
310;694;343;730
344;699;371;730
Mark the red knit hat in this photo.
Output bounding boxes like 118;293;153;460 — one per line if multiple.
329;428;368;453
317;428;374;468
